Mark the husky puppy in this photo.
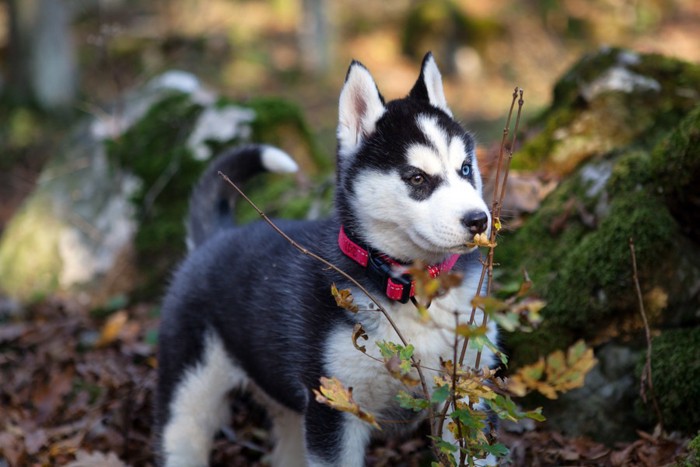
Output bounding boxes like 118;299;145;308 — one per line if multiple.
156;52;497;467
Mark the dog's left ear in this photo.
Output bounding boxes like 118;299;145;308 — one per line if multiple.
409;52;453;117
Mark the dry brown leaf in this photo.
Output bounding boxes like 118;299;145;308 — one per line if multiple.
351;323;368;353
96;310;129;347
313;376;380;430
33;367;75;423
507;341;596;399
331;284;359;313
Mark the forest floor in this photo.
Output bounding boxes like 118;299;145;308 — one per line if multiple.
0;297;690;466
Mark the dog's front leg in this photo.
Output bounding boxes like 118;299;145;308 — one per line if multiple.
304;402;372;467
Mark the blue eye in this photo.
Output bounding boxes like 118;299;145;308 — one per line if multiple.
461;163;471;177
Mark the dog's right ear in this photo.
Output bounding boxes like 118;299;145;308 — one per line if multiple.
337;61;386;156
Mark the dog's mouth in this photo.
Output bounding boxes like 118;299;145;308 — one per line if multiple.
434;232;494;256
408;229;484;258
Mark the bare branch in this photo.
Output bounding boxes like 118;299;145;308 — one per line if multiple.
629;237;664;431
459;88;525;368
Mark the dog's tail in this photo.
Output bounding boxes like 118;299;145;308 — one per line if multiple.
186;144;298;250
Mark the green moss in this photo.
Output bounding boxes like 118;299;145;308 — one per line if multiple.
105;92;205;291
651;105;700;241
652;105;700;193
546;192;674;330
498;172;595;284
640;328;700;435
501;184;675;364
515;48;700;173
513;107;575;171
104;92;327;297
502;326;577;369
606;150;652;197
234;173;334;225
677;432;700;467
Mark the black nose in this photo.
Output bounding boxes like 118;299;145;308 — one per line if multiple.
462;211;489;234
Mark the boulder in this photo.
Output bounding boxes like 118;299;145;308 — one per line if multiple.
499;47;700;440
0;71;325;307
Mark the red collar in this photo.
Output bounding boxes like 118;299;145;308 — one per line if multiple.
338;226;459;303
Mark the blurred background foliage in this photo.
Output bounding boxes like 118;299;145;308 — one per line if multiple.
0;0;698;297
2;0;699;149
0;0;698;296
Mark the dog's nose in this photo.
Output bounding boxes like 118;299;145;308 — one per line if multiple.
462;211;489;234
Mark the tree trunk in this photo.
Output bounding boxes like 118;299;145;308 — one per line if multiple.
4;0;77;110
299;0;329;74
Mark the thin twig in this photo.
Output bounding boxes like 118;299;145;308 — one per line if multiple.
217;171;440;449
496;89;525;212
489;87;520;222
442;88;524;446
629;237;664;431
474;89;525;370
459;88;524;368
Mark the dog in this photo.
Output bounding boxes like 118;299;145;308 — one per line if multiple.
155;52;497;467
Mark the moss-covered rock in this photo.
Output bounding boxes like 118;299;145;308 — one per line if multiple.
0;71;329;306
105;93;330;298
676;432;700;467
246;97;330;172
639;328;700;434
105;92;206;291
499;49;700;440
651;105;700;241
516;47;700;173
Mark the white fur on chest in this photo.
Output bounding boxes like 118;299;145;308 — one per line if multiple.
323;279;497;423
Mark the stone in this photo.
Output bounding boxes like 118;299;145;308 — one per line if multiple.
500;47;700;440
0;72;254;305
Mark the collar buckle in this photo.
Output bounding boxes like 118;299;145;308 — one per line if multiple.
367;253;414;304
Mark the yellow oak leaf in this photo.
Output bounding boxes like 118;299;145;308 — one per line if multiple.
313;377;381;430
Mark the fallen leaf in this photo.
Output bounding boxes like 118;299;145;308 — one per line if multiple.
0;323;29;343
95;310;129;347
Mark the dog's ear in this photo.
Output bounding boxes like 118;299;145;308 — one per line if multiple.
337;60;386;156
409;52;453;117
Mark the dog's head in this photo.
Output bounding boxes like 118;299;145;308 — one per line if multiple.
335;52;491;264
